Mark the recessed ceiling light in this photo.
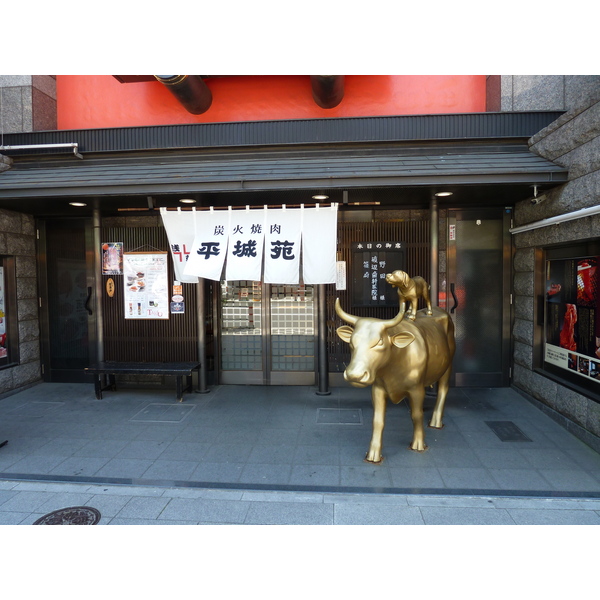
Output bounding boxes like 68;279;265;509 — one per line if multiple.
434;192;453;197
179;198;197;204
312;194;329;200
69;202;87;207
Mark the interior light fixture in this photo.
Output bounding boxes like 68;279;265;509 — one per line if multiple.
312;194;329;200
69;202;87;207
434;192;453;197
179;198;197;204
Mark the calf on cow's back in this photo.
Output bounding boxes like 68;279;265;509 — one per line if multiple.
336;299;455;464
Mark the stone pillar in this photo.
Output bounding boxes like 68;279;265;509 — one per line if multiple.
0;75;57;133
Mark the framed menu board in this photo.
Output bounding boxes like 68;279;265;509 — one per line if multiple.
123;252;169;320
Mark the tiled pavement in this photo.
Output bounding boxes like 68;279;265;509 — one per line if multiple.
0;381;599;525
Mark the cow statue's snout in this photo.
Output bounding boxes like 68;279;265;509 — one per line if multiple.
335;283;455;464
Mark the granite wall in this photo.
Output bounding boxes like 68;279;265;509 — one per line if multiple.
0;208;42;396
0;75;57;133
504;76;600;446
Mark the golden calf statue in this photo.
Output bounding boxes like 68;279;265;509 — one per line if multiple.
335;276;455;464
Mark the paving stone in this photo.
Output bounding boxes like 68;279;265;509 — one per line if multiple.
158;498;250;523
334;503;424;525
244;501;333;525
419;506;515;525
0;511;30;524
36;492;96;514
0;491;58;512
116;496;172;520
507;508;600;525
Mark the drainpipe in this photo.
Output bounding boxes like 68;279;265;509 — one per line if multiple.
310;76;345;109
155;75;213;114
429;196;439;307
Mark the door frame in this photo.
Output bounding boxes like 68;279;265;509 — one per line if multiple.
446;207;512;387
214;281;318;386
37;218;98;382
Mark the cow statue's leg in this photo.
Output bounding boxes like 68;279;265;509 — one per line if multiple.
429;364;452;429
407;386;427;451
365;383;387;463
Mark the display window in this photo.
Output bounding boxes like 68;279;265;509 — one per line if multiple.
0;256;18;368
543;242;600;398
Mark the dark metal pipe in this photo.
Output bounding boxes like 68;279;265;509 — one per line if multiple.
316;284;330;395
196;278;209;393
92;200;104;363
310;76;345;109
429;196;439;306
155;75;213;115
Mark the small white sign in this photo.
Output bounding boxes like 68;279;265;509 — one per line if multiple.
336;261;347;290
449;224;456;241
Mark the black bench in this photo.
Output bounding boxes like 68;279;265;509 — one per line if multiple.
85;361;201;402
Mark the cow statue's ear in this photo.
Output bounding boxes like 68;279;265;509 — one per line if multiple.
336;326;354;343
391;331;416;349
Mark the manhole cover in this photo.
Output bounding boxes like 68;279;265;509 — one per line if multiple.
33;506;101;525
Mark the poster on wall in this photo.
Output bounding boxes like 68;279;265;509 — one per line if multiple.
0;266;6;358
545;256;600;384
123;252;169;320
102;242;123;275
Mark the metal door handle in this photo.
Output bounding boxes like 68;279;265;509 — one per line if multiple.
450;283;458;314
85;286;93;315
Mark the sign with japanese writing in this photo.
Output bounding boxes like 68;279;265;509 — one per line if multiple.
545;255;600;385
123;252;169;320
264;207;302;284
302;204;338;284
159;207;198;284
184;208;231;281
352;241;406;307
226;208;266;281
161;204;339;284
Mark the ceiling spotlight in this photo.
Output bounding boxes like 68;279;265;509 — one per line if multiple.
434;192;453;197
179;198;197;204
69;202;87;207
312;194;329;200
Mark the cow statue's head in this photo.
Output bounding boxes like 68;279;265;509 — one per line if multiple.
335;298;415;387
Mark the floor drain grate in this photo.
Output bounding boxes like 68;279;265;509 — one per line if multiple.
317;408;363;425
34;506;101;525
130;403;196;423
485;421;533;442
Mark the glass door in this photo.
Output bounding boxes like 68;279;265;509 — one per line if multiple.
447;208;512;386
38;219;96;382
218;280;316;385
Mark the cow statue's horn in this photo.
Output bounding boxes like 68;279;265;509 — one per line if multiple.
382;303;407;328
335;298;358;325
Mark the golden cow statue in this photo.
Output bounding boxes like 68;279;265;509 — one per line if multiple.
335;278;455;464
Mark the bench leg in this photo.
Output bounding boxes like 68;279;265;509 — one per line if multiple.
94;376;102;400
176;376;183;402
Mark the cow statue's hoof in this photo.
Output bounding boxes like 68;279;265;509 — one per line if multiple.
365;451;384;464
409;440;428;452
